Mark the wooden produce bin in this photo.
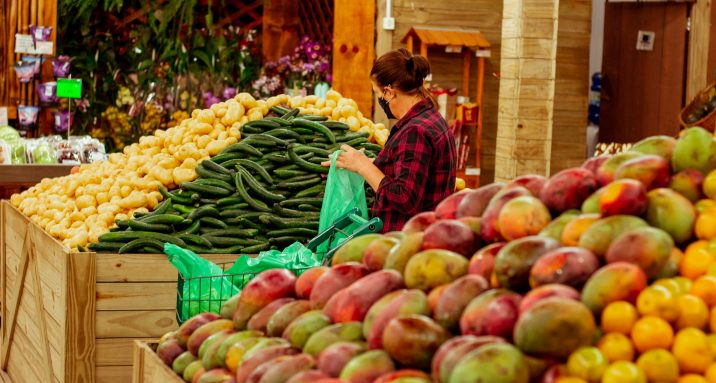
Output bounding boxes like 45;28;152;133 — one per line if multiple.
132;341;183;383
0;201;237;383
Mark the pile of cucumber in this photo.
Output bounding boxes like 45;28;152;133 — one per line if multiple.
89;107;380;254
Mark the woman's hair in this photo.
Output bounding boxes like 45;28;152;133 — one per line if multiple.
371;48;437;107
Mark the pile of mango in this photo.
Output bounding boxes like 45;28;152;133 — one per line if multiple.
156;126;716;383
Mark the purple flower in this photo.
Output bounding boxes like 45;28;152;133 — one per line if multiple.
222;87;237;100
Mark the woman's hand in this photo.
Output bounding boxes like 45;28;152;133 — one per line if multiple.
322;145;385;191
321;145;372;173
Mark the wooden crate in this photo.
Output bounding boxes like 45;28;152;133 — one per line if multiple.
132;341;183;383
0;200;237;383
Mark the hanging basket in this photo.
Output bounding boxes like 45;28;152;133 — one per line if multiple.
679;81;716;132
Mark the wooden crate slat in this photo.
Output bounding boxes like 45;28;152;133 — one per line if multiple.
97;338;154;366
96;282;176;311
132;341;184;383
96;310;177;338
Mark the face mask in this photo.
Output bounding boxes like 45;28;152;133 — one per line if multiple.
378;93;396;119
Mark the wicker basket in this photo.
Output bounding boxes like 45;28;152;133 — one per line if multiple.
680;81;716;132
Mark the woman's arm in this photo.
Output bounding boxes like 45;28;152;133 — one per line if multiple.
321;145;385;190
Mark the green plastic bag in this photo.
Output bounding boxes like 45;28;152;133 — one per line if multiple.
225;242;320;289
317;150;369;256
165;243;239;318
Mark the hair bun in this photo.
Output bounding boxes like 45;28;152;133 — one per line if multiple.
411;55;431;83
406;56;415;72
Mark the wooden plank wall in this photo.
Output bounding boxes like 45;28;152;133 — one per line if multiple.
686;0;713;101
0;0;58;122
375;0;503;183
495;0;590;181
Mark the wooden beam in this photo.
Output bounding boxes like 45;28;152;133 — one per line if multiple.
686;0;712;101
374;0;394;125
420;42;428;58
463;49;471;97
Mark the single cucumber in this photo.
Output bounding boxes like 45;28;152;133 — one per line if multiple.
281;108;300;119
221;143;263;157
291;118;336;143
279;197;323;207
271;105;291;116
263;153;290;164
199;198;219;205
179;234;213;248
242;126;265;134
187;206;220;221
125;220;173;233
209;152;242;164
177;220;201;235
222;203;249;210
273;204;320;220
264;117;292;127
245;119;281;129
194;178;236;192
98;231;186;247
241;242;270;253
236;211;268;221
234;217;262;231
159;187;193;205
115;219;130;229
217;196;244;207
264;128;301;140
362;143;383;152
234;172;273;212
287;144;328;173
119;238;165;254
87;242;124;252
139;214;185;225
195;164;234;183
294;145;330;158
336;136;368;149
239;169;285;202
269;236;311;246
298;204;321;212
250;133;289;146
201;228;259;237
301;115;329;122
273;169;309;178
173;204;196;215
199;217;228;229
293;128;315;136
203;245;245;254
132;211;148;219
219;159;242;169
266;228;318;237
242;135;285;148
276;176;322;190
180;182;232;197
295;183;326;198
185;244;213;254
202;159;233;176
320;121;350;130
238;159;273;184
337;131;370;143
203;236;262;247
144;198;172;217
259;214;319;229
219;209;252;218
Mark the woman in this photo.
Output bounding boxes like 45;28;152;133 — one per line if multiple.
324;48;456;232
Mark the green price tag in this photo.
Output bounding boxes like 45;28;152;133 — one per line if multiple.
56;78;82;99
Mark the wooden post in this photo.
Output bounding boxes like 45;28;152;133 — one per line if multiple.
475;55;485;176
420;42;428;59
463;49;471;98
495;0;590;180
406;35;414;53
686;0;712;101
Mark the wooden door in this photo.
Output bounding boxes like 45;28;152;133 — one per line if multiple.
600;2;688;143
332;0;375;116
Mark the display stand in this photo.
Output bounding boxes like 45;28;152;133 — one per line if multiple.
401;27;490;187
132;341;184;383
0;201;237;383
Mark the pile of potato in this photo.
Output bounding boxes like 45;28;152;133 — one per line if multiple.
10;91;388;250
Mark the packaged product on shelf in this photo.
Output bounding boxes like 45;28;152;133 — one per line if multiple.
9;139;27;164
0;140;10;164
31;139;57;164
54;140;81;165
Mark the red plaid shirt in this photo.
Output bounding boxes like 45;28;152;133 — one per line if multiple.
372;99;456;232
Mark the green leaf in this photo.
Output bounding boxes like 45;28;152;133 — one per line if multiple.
191;50;212;70
138;59;155;71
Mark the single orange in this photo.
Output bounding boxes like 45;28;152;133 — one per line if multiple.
674;276;695;294
631;316;674;353
680;240;716;280
709;334;716;356
678;375;709;383
709;307;716;337
600;361;646;383
697;199;716;214
706;363;716;383
636;285;679;322
601;301;638;335
703;170;716;200
691;275;716;307
696;207;716;240
676;294;709;330
597;333;635;363
708;262;716;276
635;348;680;383
672;328;713;374
653;278;683;295
567;347;608;382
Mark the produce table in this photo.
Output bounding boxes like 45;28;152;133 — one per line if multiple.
0;165;75;199
0;201;237;383
132;341;183;383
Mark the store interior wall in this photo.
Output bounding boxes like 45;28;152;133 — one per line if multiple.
590;0;606;80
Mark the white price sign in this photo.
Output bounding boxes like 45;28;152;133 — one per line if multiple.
0;107;7;126
14;34;54;55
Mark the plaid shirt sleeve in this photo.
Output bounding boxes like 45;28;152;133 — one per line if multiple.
374;125;433;214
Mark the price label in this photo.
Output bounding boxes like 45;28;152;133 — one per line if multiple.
0;107;7;126
14;34;53;55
